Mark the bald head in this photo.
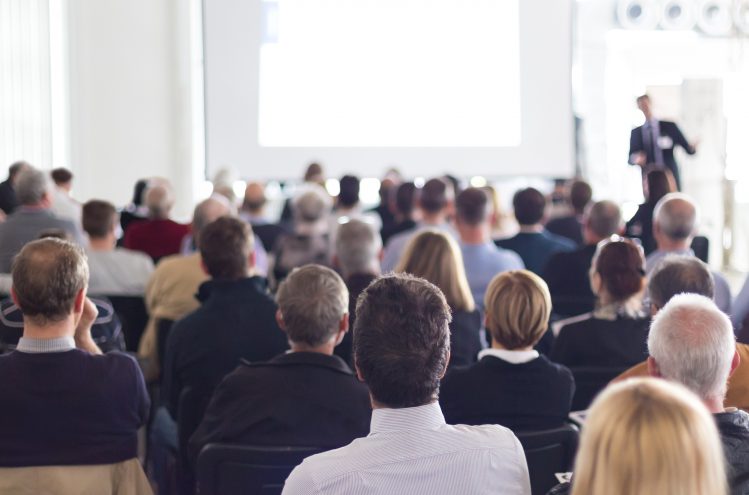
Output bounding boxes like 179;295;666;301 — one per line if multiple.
585;200;622;242
654;193;697;245
243;182;266;214
144;185;174;219
192;196;232;247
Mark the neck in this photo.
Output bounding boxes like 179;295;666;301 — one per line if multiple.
657;238;691;252
23;317;75;340
491;341;533;352
289;339;336;356
704;396;725;414
88;236;115;251
519;224;544;233
369;397;435;410
458;224;487;245
583;232;606;246
421;211;445;225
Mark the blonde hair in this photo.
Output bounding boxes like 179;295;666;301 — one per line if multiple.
484;270;551;349
395;230;475;312
571;378;727;495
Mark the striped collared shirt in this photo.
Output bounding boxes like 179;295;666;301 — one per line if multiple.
16;336;76;354
282;401;531;495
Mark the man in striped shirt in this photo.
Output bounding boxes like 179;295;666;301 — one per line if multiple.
283;273;531;495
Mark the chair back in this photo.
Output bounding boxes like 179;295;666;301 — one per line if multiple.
177;386;214;494
515;424;579;495
107;295;149;352
570;366;628;411
197;444;324;495
691;235;709;263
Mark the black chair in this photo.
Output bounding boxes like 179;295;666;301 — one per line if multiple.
570;367;628;411
156;318;175;371
177;386;214;495
515;424;579;495
197;444;324;495
106;295;149;352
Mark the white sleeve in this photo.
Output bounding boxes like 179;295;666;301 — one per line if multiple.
281;464;317;495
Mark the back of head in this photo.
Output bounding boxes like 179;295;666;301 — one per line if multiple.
15;166;51;206
191;196;232;247
512;187;546;226
8;161;30;180
648;294;735;403
648;255;714;310
569;180;593;213
572;378;726;495
456;187;489;226
132;179;148;206
82;200;117;239
12;239;89;326
242;182;266;213
484;270;551;349
419;178;450;215
646;170;675;205
50;168;73;186
586;200;622;239
654;193;697;241
337;175;360;208
395;182;417;216
335;219;381;277
354;273;452;408
144;184;174;219
199;217;253;280
304;162;324;184
276;264;348;347
593;239;645;302
395;230;474;312
292;184;332;224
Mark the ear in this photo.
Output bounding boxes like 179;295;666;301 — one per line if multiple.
438;350;451;380
339;312;350;334
650;304;660;317
275;309;287;333
10;286;19;308
247;249;256;268
729;349;741;378
647;356;660;377
354;362;365;383
200;258;210;276
589;271;602;295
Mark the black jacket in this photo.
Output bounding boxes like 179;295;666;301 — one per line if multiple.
717;409;749;495
542;244;597;318
335;272;377;366
0;180;18;215
625;203;657;255
188;351;371;466
161;277;289;418
449;309;483;367
440;354;574;431
629;120;695;189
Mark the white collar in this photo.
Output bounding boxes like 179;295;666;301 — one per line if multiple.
16;336;76;354
370;402;445;434
478;348;539;364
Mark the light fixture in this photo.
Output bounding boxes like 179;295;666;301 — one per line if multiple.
617;0;661;30
660;0;697;29
696;0;733;36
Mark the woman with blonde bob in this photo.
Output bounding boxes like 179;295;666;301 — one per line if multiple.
440;270;574;430
569;378;727;495
395;229;481;367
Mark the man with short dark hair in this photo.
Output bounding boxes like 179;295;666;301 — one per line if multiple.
49;167;81;224
0;239;149;468
283;273;531;495
456;187;523;310
545;180;592;245
496;187;575;275
189;265;371;464
380;181;417;245
0;161;29;215
240;182;286;252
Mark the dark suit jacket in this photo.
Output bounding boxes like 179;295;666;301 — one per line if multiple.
335;272;377;365
542;244;597;318
440;354;574;431
545;215;583;246
625;202;657;255
188;352;371;465
496;230;576;276
0;180;18;215
449;309;483;368
629;120;695;188
250;222;287;252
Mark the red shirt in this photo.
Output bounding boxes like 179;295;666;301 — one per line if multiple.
123;219;190;262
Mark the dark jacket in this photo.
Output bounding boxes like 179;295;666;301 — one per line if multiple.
0;180;18;215
335;272;377;365
717;409;749;495
545;215;583;246
496;230;576;275
188;352;371;465
542;244;597;318
440;354;574;431
625;202;657;255
161;277;289;418
628;120;695;189
449;309;482;367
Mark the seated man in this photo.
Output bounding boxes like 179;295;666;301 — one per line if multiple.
83;200;154;296
0;239;149;467
545;180;592;246
496;187;575;275
283;273;531;495
0;160;28;215
614;256;749;411
0;166;85;272
189;265;371;464
240;182;287;252
647;293;749;494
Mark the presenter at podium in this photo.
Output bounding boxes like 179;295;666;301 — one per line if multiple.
628;94;696;191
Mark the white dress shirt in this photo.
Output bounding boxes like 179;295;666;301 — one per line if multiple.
282;401;531;495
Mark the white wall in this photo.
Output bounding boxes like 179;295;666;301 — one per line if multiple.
65;0;200;219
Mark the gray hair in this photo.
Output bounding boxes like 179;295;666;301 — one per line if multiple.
192;195;233;247
276;264;349;347
653;193;697;241
586;200;622;238
144;184;175;219
648;255;714;310
335;219;381;278
292;184;332;224
15;166;51;206
648;293;735;402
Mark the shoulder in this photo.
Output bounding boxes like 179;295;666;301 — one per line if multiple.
544;231;576;250
552;312;594;336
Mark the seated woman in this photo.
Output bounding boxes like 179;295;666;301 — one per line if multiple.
396;230;481;367
562;378;726;495
440;270;574;431
550;238;649;368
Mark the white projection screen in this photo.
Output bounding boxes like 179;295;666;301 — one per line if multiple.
203;0;574;180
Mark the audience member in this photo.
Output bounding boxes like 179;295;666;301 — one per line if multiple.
380;181;417;245
647;294;749;494
625;169;675;255
550;238;649;368
496;187;575;274
279;162;326;226
369;170;401;234
381;177;455;271
329;174;381;246
440;270;574;430
123;183;190;262
568;379;726;495
0;161;28;215
646;192;731;313
83;200;154;296
0;166;85;272
455;187;523;311
273;184;333;283
545;180;592;245
119;179;149;234
49;167;82;224
333;219;381;364
0;239;149;469
240;181;286;251
283;273;531;495
189;265;371;464
543;200;622;317
614;256;749;411
483;184;518;240
396;230;482;367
